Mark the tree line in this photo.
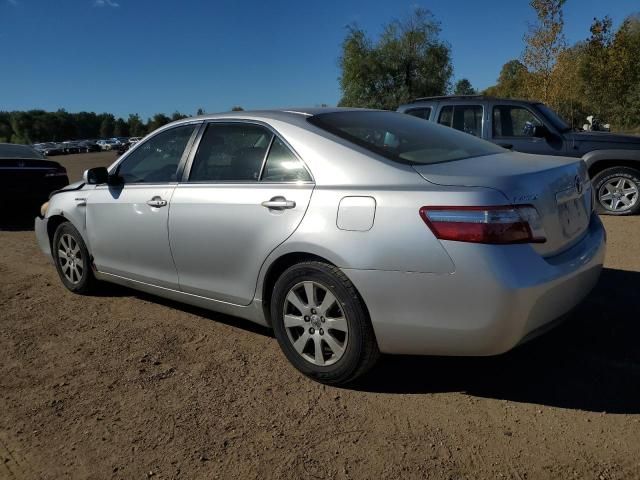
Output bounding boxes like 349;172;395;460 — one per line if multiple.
338;2;640;131
0;106;244;144
485;2;640;131
0;110;193;144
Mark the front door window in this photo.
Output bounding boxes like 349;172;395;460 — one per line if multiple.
116;124;197;183
492;106;543;138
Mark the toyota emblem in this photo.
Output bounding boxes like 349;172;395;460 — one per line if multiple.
574;175;583;195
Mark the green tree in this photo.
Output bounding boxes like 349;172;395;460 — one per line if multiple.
113;117;129;137
338;8;452;110
579;16;614;121
171;111;188;121
605;14;640;129
574;14;640;129
99;114;115;139
0;112;12;143
231;106;244;111
522;0;567;103
147;113;171;133
453;78;476;95
548;44;589;126
74;112;102;140
196;108;205;116
127;114;146;137
483;60;530;98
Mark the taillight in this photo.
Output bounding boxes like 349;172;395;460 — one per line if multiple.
419;205;546;244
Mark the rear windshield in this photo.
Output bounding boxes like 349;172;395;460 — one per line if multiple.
308;111;503;165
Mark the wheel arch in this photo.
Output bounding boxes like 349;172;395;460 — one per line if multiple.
259;251;372;330
588;159;640;178
46;214;69;249
582;149;640;178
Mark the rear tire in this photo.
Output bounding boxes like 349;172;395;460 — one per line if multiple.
592;166;640;216
271;261;379;385
52;222;97;295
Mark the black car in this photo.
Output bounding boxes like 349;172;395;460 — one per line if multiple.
33;142;64;157
61;141;82;154
116;142;131;155
79;140;101;153
0;143;69;216
398;95;640;215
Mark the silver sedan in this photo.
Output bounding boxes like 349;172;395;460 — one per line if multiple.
35;109;606;384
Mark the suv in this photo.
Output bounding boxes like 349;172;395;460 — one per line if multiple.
398;95;640;215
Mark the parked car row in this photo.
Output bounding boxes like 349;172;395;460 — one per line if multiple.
32;137;142;156
33;141;100;156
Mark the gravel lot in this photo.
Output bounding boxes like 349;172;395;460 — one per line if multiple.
1;153;639;479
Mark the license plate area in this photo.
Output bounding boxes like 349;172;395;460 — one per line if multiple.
556;187;589;239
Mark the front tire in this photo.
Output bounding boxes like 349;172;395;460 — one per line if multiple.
271;261;379;385
52;222;97;294
592;166;640;215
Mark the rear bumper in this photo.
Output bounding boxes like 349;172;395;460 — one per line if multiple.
345;214;606;356
35;216;53;263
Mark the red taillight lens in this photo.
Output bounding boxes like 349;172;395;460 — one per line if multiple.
419;205;546;244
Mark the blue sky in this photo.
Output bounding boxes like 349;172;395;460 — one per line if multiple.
1;0;638;119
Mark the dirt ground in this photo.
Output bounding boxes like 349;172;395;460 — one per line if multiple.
1;153;639;479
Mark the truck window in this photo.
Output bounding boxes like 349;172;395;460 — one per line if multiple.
405;107;432;120
493;106;543;137
437;105;483;137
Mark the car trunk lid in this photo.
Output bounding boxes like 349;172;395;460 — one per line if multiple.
0;158;68;192
412;151;592;257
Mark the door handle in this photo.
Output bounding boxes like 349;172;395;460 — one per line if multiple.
261;196;296;210
146;196;168;208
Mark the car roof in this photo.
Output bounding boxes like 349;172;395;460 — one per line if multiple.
0;143;44;160
169;107;381;129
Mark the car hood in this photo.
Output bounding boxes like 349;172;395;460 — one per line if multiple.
49;180;84;199
566;131;640;147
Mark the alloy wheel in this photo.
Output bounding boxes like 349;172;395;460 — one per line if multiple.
283;281;349;366
598;177;639;212
57;233;84;284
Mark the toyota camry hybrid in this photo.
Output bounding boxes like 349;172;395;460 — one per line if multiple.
35;108;606;384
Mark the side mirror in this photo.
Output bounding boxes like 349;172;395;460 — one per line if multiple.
83;167;109;185
532;125;550;139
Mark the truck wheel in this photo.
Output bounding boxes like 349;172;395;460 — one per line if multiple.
592;167;640;216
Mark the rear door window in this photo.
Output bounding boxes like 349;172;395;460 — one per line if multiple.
189;123;272;182
261;137;311;182
438;105;483;137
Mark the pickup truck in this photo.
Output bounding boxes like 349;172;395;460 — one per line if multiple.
397;95;640;215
